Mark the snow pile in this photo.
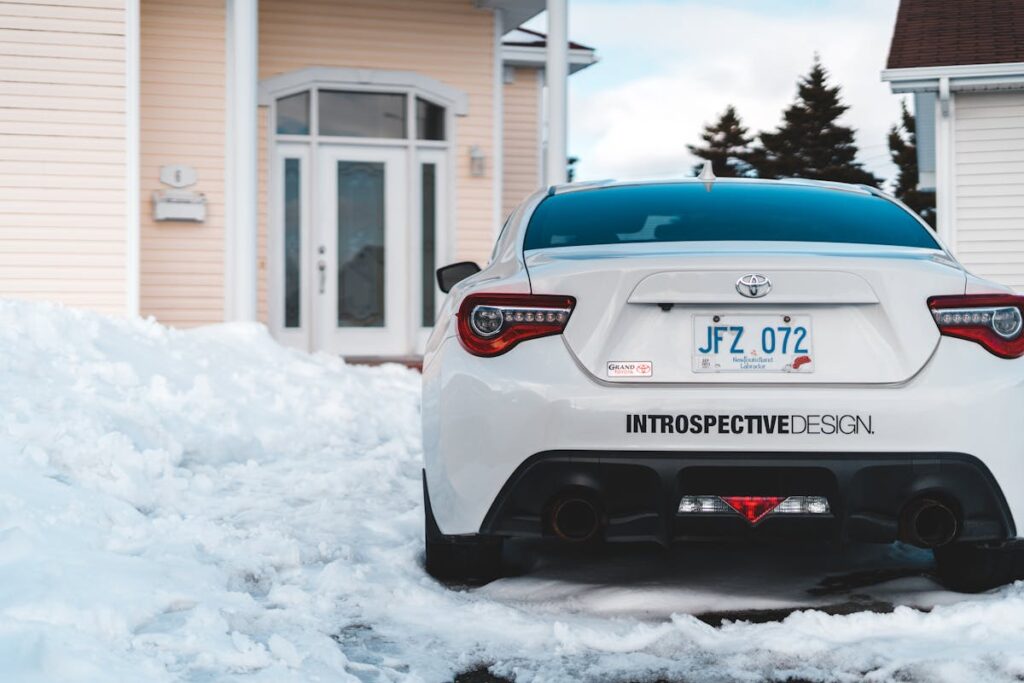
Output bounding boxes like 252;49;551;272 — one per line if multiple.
2;299;1024;682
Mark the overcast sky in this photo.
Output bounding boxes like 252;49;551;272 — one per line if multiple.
527;0;905;186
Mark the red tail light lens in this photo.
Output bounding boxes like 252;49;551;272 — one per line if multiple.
929;294;1024;359
457;293;575;357
720;496;786;524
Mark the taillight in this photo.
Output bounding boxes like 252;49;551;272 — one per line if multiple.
457;293;575;357
929;294;1024;359
677;495;831;524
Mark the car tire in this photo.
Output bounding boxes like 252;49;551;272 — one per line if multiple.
934;540;1024;593
423;473;503;583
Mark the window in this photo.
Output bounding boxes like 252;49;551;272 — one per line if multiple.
416;98;445;141
276;92;309;135
421;163;437;326
336;161;386;327
319;90;406;138
275;89;448;142
283;158;302;327
524;183;941;251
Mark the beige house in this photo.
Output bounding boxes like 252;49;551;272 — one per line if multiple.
0;0;595;359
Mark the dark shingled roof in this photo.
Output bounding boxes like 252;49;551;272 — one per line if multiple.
887;0;1024;69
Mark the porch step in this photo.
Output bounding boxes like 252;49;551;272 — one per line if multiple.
344;355;423;371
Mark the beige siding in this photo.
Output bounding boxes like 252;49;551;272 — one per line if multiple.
139;0;225;326
502;66;541;217
258;0;497;265
0;0;127;313
136;0;496;328
954;91;1024;291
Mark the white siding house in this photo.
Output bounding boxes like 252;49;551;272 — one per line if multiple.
952;92;1024;288
882;0;1024;290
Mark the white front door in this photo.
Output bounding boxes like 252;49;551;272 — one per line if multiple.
316;145;407;356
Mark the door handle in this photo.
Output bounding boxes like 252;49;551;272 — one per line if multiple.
317;259;326;294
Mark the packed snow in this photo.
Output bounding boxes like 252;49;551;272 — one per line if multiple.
2;299;1024;682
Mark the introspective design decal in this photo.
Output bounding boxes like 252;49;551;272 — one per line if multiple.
626;413;874;435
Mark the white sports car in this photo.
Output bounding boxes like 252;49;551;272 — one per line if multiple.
422;178;1024;591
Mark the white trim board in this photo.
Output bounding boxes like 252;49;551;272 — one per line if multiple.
492;7;504;237
259;67;469;115
474;0;544;30
124;0;140;316
883;61;1024;93
224;0;259;322
501;45;598;74
934;89;956;249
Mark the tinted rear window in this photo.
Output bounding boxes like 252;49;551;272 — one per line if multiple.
523;183;939;251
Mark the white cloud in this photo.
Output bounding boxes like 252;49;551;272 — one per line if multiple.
561;1;903;184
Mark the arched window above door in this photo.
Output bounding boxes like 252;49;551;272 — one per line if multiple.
273;89;447;141
260;66;466;143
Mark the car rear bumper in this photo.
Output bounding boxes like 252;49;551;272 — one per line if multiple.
478;450;1015;545
423;334;1024;537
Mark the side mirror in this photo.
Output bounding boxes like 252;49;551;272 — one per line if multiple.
436;261;481;293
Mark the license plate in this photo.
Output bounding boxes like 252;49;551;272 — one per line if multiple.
692;315;814;373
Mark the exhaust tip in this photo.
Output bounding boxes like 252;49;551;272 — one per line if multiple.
549;494;603;543
900;497;959;548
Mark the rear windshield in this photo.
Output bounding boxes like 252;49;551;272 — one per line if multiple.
523;183;940;251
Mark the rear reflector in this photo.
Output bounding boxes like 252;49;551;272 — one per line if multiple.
929;294;1024;359
457;293;575;357
678;495;831;524
774;496;831;515
721;496;786;523
678;495;733;515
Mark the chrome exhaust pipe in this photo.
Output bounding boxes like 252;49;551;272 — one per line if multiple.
899;498;959;548
548;493;603;543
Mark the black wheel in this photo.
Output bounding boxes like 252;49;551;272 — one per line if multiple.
423;473;503;583
934;540;1024;593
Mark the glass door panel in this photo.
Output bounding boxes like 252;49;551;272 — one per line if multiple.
420;161;436;328
284;158;302;328
270;144;310;351
415;148;448;353
336;161;386;328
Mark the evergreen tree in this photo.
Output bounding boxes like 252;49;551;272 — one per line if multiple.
888;99;936;227
687;105;753;177
746;59;880;186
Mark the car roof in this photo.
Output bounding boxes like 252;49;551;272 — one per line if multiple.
546;176;882;198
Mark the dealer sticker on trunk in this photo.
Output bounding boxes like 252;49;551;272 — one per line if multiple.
607;361;653;378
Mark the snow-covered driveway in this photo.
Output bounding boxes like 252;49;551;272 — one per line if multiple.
2;301;1023;682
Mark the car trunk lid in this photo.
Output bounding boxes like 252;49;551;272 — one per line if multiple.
525;242;965;384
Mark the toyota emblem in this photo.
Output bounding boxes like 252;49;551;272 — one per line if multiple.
736;273;772;298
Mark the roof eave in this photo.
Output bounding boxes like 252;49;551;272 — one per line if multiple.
882;61;1024;93
501;44;599;74
476;0;545;30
